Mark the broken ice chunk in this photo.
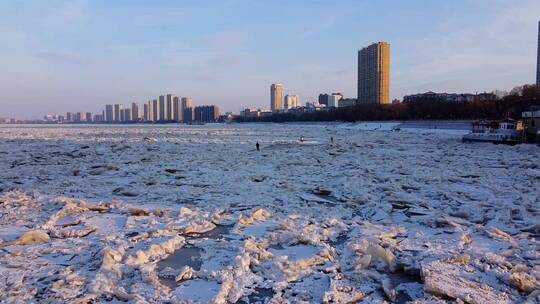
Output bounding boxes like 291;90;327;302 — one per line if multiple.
14;230;50;246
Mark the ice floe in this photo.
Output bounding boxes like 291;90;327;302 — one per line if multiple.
0;123;538;303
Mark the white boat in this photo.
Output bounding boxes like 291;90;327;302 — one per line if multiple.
462;119;523;145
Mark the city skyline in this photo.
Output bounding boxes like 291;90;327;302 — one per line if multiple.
0;1;539;119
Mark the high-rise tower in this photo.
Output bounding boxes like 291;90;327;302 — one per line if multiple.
158;95;165;121
357;42;390;104
270;83;283;111
181;97;192;122
166;94;173;121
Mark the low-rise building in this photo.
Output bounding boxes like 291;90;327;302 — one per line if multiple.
339;98;357;107
327;94;342;108
183;107;194;123
403;92;475;103
284;95;300;109
194;105;220;122
522;106;540;142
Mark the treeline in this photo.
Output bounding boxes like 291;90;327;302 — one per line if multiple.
235;85;540;123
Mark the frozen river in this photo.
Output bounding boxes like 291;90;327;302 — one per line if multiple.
0;123;538;303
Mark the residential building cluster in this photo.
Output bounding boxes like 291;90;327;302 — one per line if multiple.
258;41;391;115
403;92;499;103
41;94;221;124
0;117;20;124
269;83;302;112
316;93;355;108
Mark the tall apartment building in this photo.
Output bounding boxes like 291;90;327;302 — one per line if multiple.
183;107;194;123
131;103;139;121
357;42;390;104
114;104;123;122
173;96;180;122
143;103;149;121
152;99;159;122
121;108;131;122
194;105;220;122
158;95;166;121
85;112;92;122
105;105;114;122
166;94;174;121
537;21;539;90
74;112;84;122
181;97;192;122
270;83;283;111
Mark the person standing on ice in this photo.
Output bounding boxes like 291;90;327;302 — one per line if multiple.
331;136;334;144
256;141;260;151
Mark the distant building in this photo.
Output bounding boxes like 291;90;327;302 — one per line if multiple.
332;92;344;100
474;92;498;102
327;94;342;108
93;114;104;122
124;108;132;122
158;95;166;121
85;112;92;122
181;97;192;122
270;83;284;111
194;105;220;122
358;41;390;104
284;95;300;109
66;112;74;122
403;92;475;103
240;108;272;117
75;112;85;122
166;94;174;121
105;105;114;122
339;98;357;107
131;103;139;121
183;107;194;123
318;94;329;106
114;104;123;122
522;106;540;142
173;96;180;122
143;103;149;121
240;108;256;117
152;99;159;121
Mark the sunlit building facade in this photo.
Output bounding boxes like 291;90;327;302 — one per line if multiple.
357;42;390;104
270;83;283;111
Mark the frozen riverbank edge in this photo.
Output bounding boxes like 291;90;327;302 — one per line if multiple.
0;123;538;303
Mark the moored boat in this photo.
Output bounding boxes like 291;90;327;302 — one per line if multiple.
462;119;524;145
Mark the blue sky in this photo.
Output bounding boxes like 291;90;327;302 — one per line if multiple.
0;0;539;118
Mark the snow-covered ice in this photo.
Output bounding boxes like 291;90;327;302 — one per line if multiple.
0;123;538;303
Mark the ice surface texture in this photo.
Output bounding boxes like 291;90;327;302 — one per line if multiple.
0;123;539;303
